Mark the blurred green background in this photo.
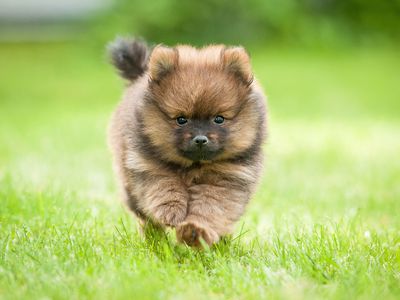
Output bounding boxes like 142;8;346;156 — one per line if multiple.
1;1;400;299
93;0;400;46
1;0;399;120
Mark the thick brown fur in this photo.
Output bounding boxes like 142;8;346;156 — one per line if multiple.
108;38;267;248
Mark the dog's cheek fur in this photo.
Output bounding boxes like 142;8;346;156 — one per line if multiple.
216;98;263;160
138;103;193;166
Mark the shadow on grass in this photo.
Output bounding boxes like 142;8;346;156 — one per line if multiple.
113;218;260;268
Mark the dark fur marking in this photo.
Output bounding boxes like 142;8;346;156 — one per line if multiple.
121;170;147;219
227;135;261;164
108;37;151;81
125;193;146;219
174;119;227;161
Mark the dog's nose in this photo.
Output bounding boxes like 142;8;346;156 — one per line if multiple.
193;135;208;145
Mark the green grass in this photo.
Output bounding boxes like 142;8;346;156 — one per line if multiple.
0;42;399;300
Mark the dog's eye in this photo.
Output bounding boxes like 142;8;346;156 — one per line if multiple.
213;115;224;124
176;116;188;125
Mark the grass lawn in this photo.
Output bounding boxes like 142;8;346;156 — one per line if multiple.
0;42;399;299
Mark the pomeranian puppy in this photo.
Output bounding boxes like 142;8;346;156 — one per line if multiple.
108;38;267;247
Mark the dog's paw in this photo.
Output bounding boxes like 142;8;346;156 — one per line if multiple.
176;221;219;248
152;201;187;227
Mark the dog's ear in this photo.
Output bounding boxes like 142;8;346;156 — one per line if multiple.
108;37;150;81
148;45;178;82
222;47;253;86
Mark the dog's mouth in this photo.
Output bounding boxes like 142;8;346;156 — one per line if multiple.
181;148;220;162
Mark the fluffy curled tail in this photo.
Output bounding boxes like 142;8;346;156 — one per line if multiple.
108;37;150;81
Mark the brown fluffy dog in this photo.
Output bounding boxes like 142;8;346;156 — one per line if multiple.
108;38;267;247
